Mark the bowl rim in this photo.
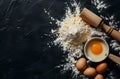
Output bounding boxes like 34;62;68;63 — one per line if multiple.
84;37;109;62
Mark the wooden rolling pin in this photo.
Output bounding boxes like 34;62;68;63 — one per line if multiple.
80;8;120;42
109;54;120;65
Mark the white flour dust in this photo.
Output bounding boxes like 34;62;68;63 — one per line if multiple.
44;1;93;78
52;1;93;78
91;0;110;13
44;0;120;78
54;7;91;53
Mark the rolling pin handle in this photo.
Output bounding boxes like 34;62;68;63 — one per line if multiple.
101;23;120;42
108;54;120;65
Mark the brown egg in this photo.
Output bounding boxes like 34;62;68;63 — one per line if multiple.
76;58;87;71
84;67;97;77
96;62;108;74
94;74;104;79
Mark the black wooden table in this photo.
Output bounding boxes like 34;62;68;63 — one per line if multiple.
0;0;120;79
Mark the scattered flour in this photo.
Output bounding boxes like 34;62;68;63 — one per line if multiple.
91;0;110;13
53;2;92;78
44;1;93;78
55;13;91;51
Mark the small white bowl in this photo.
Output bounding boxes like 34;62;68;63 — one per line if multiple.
84;37;109;62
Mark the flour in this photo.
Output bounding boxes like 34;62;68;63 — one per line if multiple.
52;1;92;78
91;0;110;13
53;1;91;56
55;16;91;50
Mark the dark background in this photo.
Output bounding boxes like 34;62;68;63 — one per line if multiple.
0;0;120;79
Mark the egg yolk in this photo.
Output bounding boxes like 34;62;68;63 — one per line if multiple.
91;42;102;55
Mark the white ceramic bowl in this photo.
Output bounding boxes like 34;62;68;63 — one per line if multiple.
84;37;109;62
